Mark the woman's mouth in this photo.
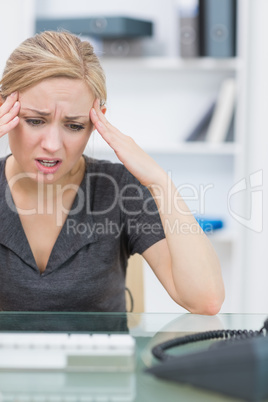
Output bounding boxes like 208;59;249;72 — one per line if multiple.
39;160;58;167
35;159;62;174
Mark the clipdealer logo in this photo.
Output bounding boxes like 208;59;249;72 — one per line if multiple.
228;170;263;233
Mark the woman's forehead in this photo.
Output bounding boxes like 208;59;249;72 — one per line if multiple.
19;78;95;113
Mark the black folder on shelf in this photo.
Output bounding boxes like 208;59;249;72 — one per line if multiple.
36;16;153;38
199;0;237;58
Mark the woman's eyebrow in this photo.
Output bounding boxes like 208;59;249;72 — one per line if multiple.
20;108;88;119
64;115;89;120
20;107;50;116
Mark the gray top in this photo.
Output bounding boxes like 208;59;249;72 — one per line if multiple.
0;155;165;312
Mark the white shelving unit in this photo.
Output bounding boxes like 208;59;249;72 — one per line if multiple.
90;136;241;155
88;51;245;313
100;57;242;71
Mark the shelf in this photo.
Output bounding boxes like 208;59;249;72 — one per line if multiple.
101;57;243;72
145;142;241;155
90;142;241;156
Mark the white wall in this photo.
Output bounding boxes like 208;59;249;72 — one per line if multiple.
0;0;35;75
0;0;35;157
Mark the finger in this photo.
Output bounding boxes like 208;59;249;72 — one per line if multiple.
90;101;119;137
90;107;111;138
0;94;20;138
0;92;19;118
90;109;120;152
0;101;20;126
0;116;19;138
89;105;98;125
93;98;110;126
90;107;109;134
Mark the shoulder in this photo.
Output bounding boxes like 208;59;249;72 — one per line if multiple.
83;155;139;187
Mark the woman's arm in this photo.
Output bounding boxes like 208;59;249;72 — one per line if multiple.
90;100;225;315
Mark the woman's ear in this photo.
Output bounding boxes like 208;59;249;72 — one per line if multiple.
101;105;107;115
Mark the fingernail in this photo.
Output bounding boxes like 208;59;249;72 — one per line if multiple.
91;108;96;115
10;92;17;97
13;101;19;109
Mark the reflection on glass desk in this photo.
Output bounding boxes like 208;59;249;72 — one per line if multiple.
0;312;267;401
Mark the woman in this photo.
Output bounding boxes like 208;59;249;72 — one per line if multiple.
0;31;224;313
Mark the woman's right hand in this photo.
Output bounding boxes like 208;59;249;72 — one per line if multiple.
0;92;20;138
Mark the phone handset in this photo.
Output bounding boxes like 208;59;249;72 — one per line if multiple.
147;317;268;401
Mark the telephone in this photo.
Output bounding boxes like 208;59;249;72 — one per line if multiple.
146;317;268;401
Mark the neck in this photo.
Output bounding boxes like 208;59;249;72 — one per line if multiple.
5;155;85;205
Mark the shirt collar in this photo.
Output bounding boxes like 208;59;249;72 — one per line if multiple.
0;156;99;273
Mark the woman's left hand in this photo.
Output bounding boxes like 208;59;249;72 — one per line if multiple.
89;99;166;187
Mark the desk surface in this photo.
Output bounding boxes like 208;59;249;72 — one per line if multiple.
0;312;267;401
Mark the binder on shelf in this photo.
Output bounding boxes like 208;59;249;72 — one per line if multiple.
36;16;153;38
185;100;216;142
195;216;224;233
178;0;200;58
205;78;236;143
199;0;237;58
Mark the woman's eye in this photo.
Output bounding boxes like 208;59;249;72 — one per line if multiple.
24;119;85;131
26;119;44;126
67;124;85;132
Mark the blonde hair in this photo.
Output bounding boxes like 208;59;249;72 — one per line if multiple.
0;30;107;104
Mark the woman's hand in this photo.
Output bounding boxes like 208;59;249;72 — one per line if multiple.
0;92;20;138
90;99;166;187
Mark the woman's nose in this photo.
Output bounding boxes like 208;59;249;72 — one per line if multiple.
40;125;62;153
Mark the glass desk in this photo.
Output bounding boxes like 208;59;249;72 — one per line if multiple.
0;312;267;401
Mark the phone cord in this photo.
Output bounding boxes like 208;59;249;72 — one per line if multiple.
152;318;268;362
